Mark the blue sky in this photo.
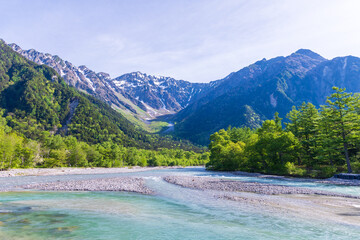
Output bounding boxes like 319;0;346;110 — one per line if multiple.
1;0;359;82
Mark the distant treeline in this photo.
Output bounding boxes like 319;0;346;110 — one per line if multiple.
0;112;209;169
207;87;360;178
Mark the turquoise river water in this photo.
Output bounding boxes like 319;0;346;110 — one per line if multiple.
0;167;360;239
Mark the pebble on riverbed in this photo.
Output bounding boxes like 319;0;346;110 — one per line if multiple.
22;177;153;195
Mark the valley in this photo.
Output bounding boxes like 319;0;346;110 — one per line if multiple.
2;1;360;239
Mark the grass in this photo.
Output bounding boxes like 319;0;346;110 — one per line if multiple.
114;106;169;133
109;91;171;133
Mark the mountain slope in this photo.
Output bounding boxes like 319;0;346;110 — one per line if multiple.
172;50;360;145
8;43;139;113
0;40;140;145
0;39;202;151
9;43;210;121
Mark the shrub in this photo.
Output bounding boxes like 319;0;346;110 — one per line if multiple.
285;162;306;176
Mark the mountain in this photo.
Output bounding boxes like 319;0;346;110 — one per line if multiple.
8;43;113;97
0;39;200;151
172;49;360;145
111;72;209;118
11;39;360;147
0;39;148;146
8;43;209;120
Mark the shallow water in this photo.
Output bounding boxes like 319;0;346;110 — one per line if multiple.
1;167;360;239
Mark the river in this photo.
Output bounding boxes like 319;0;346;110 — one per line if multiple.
0;167;360;239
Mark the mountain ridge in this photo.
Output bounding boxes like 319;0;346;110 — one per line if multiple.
171;49;360;145
8;42;211;121
8;39;360;146
0;39;202;151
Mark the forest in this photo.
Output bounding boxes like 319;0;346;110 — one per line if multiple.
207;87;360;178
0;111;209;169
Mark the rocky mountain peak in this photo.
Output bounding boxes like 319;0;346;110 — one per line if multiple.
110;71;209;116
294;49;326;61
8;43;21;51
97;72;111;79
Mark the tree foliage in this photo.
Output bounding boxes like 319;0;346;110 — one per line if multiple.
0;113;209;169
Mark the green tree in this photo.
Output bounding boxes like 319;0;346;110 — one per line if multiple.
68;142;88;167
253;117;299;172
322;87;360;173
207;129;247;170
286;103;320;166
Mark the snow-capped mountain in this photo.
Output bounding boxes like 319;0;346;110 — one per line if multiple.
9;43;103;93
111;72;208;116
9;43;210;119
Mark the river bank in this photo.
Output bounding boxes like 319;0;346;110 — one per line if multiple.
0;166;182;178
232;170;360;186
163;176;360;198
163;175;360;226
3;167;360;186
23;177;153;194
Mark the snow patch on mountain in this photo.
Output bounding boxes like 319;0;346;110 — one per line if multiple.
270;93;277;107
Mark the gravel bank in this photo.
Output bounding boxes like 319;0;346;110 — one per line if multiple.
233;170;360;186
0;167;179;178
317;177;360;186
232;171;360;186
23;177;153;194
164;176;359;198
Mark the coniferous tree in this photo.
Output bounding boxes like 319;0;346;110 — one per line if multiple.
286;103;320;166
322;87;360;173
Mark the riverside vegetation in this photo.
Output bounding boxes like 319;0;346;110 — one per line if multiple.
0;117;208;169
207;87;360;178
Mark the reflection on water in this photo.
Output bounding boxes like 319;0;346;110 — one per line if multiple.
0;167;360;239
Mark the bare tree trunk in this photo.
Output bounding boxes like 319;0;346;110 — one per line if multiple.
260;153;267;171
343;141;352;173
329;153;333;166
340;118;352;173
